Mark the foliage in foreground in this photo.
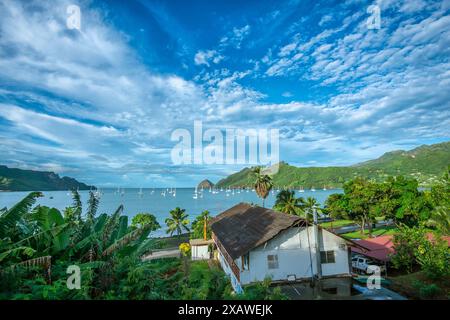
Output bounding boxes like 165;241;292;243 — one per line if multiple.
0;192;288;300
0;191;164;299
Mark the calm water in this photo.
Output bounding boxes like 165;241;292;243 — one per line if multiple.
0;188;342;237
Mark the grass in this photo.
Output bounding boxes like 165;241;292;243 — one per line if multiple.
148;233;190;250
319;219;354;228
388;271;450;300
341;226;399;239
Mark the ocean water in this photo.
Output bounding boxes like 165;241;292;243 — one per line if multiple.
0;188;342;237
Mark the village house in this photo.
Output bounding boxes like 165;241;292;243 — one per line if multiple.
352;233;450;265
210;203;361;293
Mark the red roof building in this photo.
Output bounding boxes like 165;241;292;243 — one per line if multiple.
352;234;450;263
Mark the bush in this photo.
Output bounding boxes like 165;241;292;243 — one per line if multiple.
415;235;450;280
181;261;230;299
412;280;441;299
229;277;289;300
391;225;427;272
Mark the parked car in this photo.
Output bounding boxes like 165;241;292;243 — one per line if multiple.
352;255;386;274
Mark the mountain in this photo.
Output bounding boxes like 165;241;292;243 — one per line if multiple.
197;179;214;189
0;165;94;191
215;141;450;188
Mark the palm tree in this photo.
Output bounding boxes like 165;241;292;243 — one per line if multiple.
252;166;273;207
302;197;321;222
273;190;305;216
165;207;190;238
191;210;211;240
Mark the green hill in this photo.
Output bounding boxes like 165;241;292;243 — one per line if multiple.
0;165;94;191
215;141;450;188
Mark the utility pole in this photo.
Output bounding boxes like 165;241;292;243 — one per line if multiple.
313;206;322;280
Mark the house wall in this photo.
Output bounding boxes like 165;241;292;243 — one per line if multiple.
191;244;210;260
238;226;350;285
319;229;350;277
217;249;243;293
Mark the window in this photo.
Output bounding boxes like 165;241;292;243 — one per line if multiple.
267;254;279;269
242;253;250;270
320;250;336;264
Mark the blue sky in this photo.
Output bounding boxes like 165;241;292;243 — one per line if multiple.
0;0;449;187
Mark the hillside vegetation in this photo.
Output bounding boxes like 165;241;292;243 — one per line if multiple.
216;141;450;188
0;165;93;191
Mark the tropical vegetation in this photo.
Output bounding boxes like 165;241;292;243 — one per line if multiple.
0;191;165;299
273;190;304;216
252;166;273;207
165;207;190;238
0;193;286;300
190;210;211;240
0;165;92;191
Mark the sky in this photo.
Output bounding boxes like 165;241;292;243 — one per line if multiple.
0;0;449;187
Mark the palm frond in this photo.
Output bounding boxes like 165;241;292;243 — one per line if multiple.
0;246;36;263
13;255;51;269
102;205;123;245
71;189;82;221
102;224;151;257
0;192;42;238
86;191;99;223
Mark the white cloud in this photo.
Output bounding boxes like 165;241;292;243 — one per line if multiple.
0;0;448;185
319;14;333;26
220;24;251;49
194;50;224;66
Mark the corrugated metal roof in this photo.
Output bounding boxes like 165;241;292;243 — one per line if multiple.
210;203;306;259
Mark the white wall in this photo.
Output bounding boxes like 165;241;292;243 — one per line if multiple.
217;249;243;293
238;226;350;285
191;244;210;260
319;229;350;277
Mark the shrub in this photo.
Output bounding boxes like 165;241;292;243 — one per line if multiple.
412;280;441;299
391;225;427;272
415;235;450;280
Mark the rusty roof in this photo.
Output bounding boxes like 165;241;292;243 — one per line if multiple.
210;203;306;259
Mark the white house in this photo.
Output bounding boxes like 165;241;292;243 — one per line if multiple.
210;203;361;293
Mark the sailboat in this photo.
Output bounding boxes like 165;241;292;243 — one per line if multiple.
323;185;327;191
173;188;176;197
193;186;198;199
311;187;316;192
138;188;144;198
299;186;305;193
94;188;102;198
